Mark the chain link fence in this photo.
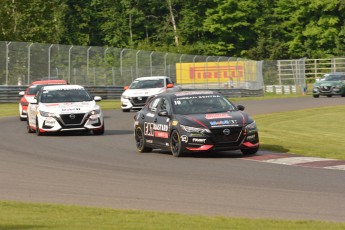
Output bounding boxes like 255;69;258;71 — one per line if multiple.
0;41;264;92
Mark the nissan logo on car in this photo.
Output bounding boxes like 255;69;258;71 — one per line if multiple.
223;129;230;135
69;114;76;119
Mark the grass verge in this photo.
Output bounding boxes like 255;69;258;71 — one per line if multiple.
1;201;344;230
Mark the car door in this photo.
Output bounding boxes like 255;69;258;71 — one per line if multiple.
140;97;161;145
151;96;172;148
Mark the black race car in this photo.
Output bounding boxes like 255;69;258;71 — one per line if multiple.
134;91;259;157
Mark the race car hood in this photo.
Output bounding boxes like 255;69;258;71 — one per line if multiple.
314;80;343;87
122;88;165;97
175;111;254;129
39;101;99;114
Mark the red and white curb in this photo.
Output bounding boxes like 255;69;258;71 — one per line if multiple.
244;153;345;171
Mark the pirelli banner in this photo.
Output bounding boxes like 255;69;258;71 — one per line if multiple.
175;61;262;89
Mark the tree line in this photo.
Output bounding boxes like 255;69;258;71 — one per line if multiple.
1;0;345;60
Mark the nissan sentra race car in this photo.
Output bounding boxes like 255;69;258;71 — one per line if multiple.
27;85;104;135
312;72;345;98
18;79;67;121
134;91;259;157
121;76;180;112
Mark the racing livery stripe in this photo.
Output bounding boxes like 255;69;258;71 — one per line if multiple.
244;152;345;171
185;115;208;128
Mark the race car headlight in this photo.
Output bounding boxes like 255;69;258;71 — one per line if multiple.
180;125;211;134
39;110;55;117
121;95;130;99
245;121;257;132
90;109;101;115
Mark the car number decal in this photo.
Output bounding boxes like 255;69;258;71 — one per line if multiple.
144;122;154;136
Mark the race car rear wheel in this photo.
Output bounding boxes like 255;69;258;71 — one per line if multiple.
135;126;152;152
170;130;184;157
241;146;259;155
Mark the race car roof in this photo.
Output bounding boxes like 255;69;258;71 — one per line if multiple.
30;79;68;85
41;84;84;91
135;76;170;81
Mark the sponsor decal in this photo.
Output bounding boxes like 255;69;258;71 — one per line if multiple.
209;119;239;127
62;108;81;112
146;139;153;143
44;119;56;126
146;113;155;118
181;135;188;143
246;134;256;141
192;138;206;143
144;122;169;136
205;113;231;119
172;120;178;126
153;123;169;131
154;131;169;138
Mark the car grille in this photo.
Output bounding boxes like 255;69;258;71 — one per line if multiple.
320;86;332;92
60;113;86;125
210;127;243;143
130;97;149;106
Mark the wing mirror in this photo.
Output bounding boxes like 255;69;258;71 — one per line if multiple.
158;110;169;117
94;96;102;102
166;83;174;88
237;105;245;111
124;86;129;90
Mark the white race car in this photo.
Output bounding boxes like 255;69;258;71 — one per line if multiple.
121;76;181;112
27;85;104;135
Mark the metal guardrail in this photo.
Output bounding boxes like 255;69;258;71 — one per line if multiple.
0;86;263;103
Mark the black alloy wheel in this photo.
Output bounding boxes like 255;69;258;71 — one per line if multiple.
135;126;152;152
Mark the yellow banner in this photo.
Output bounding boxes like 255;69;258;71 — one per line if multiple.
176;61;246;84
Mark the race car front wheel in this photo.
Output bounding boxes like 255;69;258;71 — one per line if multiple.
36;118;43;136
27;120;35;133
170;130;184;157
135;126;152;153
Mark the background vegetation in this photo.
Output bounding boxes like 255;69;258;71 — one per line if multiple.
1;0;345;60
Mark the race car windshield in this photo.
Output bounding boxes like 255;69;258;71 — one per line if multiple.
129;79;164;89
40;89;93;103
172;95;237;115
27;85;44;95
323;75;345;81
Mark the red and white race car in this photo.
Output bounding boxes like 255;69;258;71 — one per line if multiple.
18;79;67;121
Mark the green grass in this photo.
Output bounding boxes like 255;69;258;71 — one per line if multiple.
1;201;344;230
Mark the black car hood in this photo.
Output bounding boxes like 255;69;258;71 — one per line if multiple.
174;111;254;129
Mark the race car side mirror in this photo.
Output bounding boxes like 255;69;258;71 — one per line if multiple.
94;96;102;102
124;86;129;90
237;105;245;111
166;83;174;88
19;91;25;96
158;110;169;117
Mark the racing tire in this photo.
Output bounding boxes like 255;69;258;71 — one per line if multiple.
135;126;152;153
313;95;319;98
93;124;105;135
35;118;43;136
20;116;26;121
27;120;35;133
241;146;259;155
122;109;130;112
170;130;184;157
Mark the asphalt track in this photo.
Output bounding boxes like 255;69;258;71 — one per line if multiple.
0;96;345;222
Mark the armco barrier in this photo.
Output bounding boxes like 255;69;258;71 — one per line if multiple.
0;86;263;103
